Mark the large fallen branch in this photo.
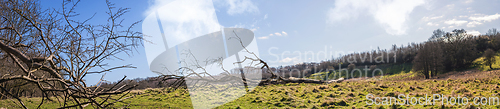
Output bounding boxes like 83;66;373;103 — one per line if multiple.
230;32;343;86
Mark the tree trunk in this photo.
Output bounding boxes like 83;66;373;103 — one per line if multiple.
423;71;430;79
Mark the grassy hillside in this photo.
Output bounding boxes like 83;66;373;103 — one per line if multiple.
217;70;500;108
3;70;499;108
307;63;413;80
2;53;500;108
0;89;193;108
473;52;500;71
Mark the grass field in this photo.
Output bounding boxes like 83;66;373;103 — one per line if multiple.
307;63;413;81
2;70;500;108
2;53;500;108
216;71;500;108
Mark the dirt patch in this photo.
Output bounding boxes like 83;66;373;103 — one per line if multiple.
435;69;500;80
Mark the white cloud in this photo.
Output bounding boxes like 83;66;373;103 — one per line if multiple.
463;0;474;4
281;31;288;36
467;30;481;36
257;34;273;40
264;14;268;19
422;15;444;21
273;31;288;36
327;0;425;35
144;0;221;48
250;27;259;32
469;13;500;22
437;13;499;28
274;32;282;36
426;22;439;26
257;36;269;39
259;31;288;39
225;0;259;15
142;0;221;65
279;57;300;64
444;19;468;26
466;21;482;27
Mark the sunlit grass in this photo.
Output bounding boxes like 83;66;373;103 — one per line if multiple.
3;56;500;108
0;97;94;108
473;52;500;71
307;63;413;81
217;74;500;108
2;72;500;108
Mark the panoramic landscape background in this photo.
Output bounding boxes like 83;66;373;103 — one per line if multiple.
1;0;500;108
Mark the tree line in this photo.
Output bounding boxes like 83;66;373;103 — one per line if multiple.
268;28;499;79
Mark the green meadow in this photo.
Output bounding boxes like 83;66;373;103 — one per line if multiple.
1;53;500;109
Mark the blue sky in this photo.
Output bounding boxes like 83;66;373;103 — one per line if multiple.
41;0;500;84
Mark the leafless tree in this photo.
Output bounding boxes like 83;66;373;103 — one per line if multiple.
487;28;498;36
0;0;142;108
153;30;330;95
413;41;444;79
441;29;478;71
